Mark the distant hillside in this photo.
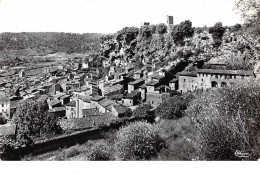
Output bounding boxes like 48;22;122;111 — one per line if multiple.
0;32;101;55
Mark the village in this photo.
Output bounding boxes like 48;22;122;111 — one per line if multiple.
0;0;259;162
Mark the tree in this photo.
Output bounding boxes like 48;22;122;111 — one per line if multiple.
235;0;260;60
133;104;154;120
209;22;226;47
155;96;187;119
115;121;165;160
172;20;194;45
186;81;260;160
14;99;62;147
156;23;167;35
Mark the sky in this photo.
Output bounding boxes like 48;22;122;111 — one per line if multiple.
0;0;242;34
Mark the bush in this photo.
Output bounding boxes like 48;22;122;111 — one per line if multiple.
55;144;82;160
115;121;165;160
155;96;187;119
186;81;260;160
87;140;112;161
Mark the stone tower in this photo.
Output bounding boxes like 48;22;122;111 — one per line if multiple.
166;15;174;33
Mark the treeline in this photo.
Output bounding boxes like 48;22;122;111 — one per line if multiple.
0;32;101;54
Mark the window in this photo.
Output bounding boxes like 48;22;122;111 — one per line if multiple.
183;79;186;82
2;104;3;107
234;75;236;79
152;101;153;104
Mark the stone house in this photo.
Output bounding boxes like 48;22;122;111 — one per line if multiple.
122;90;141;106
146;92;170;108
111;105;132;118
128;78;145;93
65;100;77;119
178;69;255;93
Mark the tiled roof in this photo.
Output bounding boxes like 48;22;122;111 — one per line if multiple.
178;71;197;77
49;106;66;112
123;90;140;99
103;84;123;95
91;96;105;102
0;90;9;101
0;124;16;136
48;99;61;107
146;80;160;86
170;78;178;83
113;105;129;114
197;69;253;76
65;100;76;107
128;78;145;85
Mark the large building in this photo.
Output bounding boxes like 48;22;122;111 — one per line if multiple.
178;69;255;93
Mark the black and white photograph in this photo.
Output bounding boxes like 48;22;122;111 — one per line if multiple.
0;0;259;166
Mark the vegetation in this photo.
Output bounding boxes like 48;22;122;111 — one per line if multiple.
0;99;62;154
115;121;165;160
133;104;154;120
186;81;260;160
87;140;113;161
209;22;226;47
155;96;187;119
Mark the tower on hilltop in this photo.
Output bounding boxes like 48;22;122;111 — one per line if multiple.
166;15;174;33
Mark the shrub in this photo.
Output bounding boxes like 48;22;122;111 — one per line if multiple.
186;80;260;160
87;140;112;161
55;144;82;160
155;96;187;119
115;121;165;160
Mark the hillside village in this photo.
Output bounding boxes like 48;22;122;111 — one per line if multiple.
0;0;260;161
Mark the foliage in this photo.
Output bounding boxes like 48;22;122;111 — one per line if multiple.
235;0;260;60
12;99;62;148
133;104;154;120
156;23;167;35
209;22;226;47
186;81;260;160
87;140;113;161
155;96;187;119
171;20;194;45
115;121;165;160
55;144;82;161
155;117;196;160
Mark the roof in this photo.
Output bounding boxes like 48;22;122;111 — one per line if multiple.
108;94;124;100
49;106;66;112
82;108;99;116
151;74;164;80
65;100;76;107
91;96;105;102
197;69;254;76
170;79;178;83
179;71;197;77
60;94;71;100
128;78;145;85
48;99;61;107
0;90;9;101
78;95;91;103
103;84;123;95
146;80;160;86
123;90;140;99
113;105;129;114
0;124;16;136
139;84;147;89
99;98;114;109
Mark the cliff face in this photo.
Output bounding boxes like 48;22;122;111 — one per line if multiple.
99;22;254;72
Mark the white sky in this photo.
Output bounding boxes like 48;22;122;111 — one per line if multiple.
0;0;241;34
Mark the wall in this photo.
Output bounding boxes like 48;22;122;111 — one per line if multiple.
0;100;10;119
0;115;156;160
147;92;170;108
178;76;198;93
